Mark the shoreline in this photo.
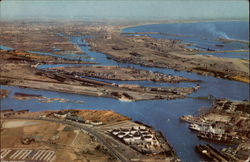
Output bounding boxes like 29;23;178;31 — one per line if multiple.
115;18;249;32
1;17;248;25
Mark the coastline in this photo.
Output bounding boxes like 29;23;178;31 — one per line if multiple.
116;18;249;32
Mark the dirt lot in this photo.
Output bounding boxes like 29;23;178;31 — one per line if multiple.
2;120;39;128
77;109;130;123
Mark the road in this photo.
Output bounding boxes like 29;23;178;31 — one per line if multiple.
5;117;132;162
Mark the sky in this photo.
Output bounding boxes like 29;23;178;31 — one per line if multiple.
0;0;249;21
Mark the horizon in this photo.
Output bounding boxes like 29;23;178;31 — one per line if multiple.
0;0;249;22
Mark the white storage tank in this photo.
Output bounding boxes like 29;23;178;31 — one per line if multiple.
121;128;130;135
112;129;120;135
132;126;139;130
143;135;153;142
117;132;126;138
123;135;134;144
133;133;141;140
139;126;146;130
130;129;137;134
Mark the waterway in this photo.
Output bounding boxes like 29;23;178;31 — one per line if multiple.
1;21;249;161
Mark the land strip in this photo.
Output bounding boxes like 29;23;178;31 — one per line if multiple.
48;65;198;83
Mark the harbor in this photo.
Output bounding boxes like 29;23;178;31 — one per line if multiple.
0;1;249;161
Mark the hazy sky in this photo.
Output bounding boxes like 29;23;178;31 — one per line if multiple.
0;0;249;21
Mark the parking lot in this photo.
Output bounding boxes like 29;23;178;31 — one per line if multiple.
1;149;56;162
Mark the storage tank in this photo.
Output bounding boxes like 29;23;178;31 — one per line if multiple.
143;135;153;142
132;126;139;130
117;132;126;138
112;129;120;135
